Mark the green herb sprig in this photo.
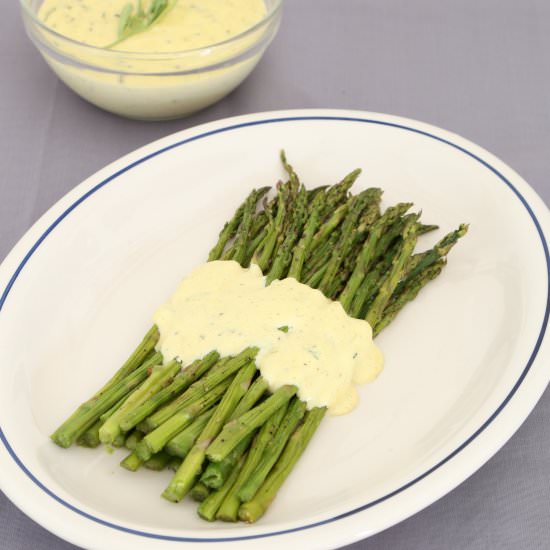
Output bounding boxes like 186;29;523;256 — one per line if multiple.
107;0;171;48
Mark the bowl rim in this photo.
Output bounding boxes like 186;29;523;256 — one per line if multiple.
19;0;283;59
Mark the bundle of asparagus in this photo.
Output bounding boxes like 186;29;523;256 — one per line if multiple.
50;152;467;523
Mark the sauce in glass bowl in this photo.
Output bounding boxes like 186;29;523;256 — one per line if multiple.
39;0;267;51
20;0;282;119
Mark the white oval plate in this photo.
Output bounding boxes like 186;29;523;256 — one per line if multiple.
0;110;549;550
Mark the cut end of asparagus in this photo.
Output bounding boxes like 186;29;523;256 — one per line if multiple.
238;499;271;523
162;484;187;503
135;440;154;462
120;451;143;472
50;433;73;449
190;482;210;502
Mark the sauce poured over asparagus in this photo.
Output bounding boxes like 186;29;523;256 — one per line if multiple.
154;261;383;415
38;0;267;51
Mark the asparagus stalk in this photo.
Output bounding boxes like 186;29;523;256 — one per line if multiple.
417;222;439;236
375;260;446;335
136;375;235;462
280;150;300;187
266;186;308;284
144;451;172;471
99;359;180;445
162;361;257;502
206;385;298;462
97;325;160;396
305;263;329;289
165;408;215;458
287;192;325;281
51;351;162;448
365;218;418;327
125;430;144;451
322;168;361;211
207;187;269;261
238;407;326;523
339;203;412;311
199;377;269;488
395;224;468;295
348;242;400;318
99;393;131;423
230;190;263;266
76;419;102;448
140;349;257;433
238;398;306;503
217;400;291;521
201;433;255;490
307;202;348;256
318;190;381;295
120;450;143;472
119;351;220;433
198;456;245;521
190;482;211;502
112;433;126;448
254;183;287;272
51;328;160;445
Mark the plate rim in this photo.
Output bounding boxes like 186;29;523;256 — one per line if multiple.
1;108;549;549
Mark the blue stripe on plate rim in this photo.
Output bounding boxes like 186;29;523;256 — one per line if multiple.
0;115;548;543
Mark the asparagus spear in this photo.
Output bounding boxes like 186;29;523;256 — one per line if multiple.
217;400;291;521
238;407;326;523
206;385;298;462
208;187;269;261
307;202;348;256
254;182;287;272
52;328;160;445
165;408;215;458
348;242;400;318
238;398;306;503
120;450;143;472
318;189;381;295
201;433;255;490
339;203;412;311
135;375;235;462
119;351;219;433
229;190;264;266
51;351;162;448
140;349;256;433
99;393;131;423
199;377;269;488
198;456;246;521
97;325;160;396
395;223;468;296
365;217;418;327
76;419;102;448
112;433;126;448
162;361;257;502
190;482;211;502
144;451;172;471
100;359;181;445
125;430;144;451
320;168;361;218
287;192;325;281
375;259;446;335
266;186;308;284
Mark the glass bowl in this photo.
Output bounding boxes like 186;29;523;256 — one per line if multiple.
19;1;283;120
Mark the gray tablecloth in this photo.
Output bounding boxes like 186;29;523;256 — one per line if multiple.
1;1;549;549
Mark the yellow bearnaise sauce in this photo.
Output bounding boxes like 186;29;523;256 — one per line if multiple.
35;1;269;118
153;261;384;416
38;0;267;52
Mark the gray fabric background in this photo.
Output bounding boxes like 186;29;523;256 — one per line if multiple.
1;0;550;548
